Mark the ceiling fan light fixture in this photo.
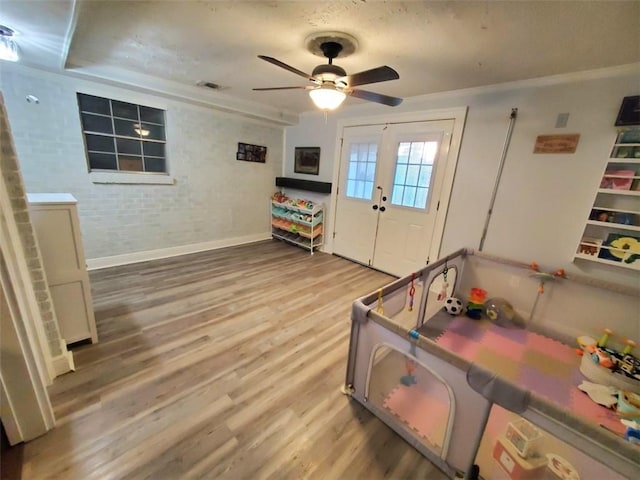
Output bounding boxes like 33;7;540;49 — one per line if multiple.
309;86;346;111
0;25;18;62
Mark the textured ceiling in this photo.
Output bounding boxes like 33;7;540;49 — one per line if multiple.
2;1;640;116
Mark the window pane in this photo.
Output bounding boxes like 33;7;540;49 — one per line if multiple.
119;156;143;171
365;162;376;181
86;134;115;153
364;181;374;200
406;165;420;186
355;180;364;198
367;145;377;162
81;113;113;134
403;186;417;207
356;161;366;179
143;141;165;157
88;152;117;170
397;142;410;163
141;123;165;141
392;185;404;205
112;100;139;120
348;161;357;180
394;164;407;185
139;106;165;124
346;179;355;197
116;138;142;155
415;187;429;209
114;119;139;138
418;165;433;188
78;94;110;115
144;157;166;172
409;142;425;164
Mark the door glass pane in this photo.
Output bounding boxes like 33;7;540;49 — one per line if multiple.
345;142;378;200
391;140;439;209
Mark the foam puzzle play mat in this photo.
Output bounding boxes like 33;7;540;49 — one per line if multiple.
344;249;639;479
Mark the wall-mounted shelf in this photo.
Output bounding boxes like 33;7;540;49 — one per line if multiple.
574;128;640;270
275;177;332;194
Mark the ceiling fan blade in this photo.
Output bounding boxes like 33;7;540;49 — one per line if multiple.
253;86;311;91
348;88;403;107
337;66;399;87
257;55;316;82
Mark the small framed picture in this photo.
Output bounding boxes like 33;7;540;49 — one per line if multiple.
237;142;266;163
294;147;320;175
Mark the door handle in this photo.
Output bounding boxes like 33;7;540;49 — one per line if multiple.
379;206;386;212
372;205;379;210
382;196;387;202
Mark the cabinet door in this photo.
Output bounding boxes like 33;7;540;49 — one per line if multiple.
30;203;98;344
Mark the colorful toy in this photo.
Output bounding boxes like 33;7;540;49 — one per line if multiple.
407;273;416;312
484;297;523;328
401;330;420;386
598;328;613;347
530;262;565;294
436;263;450;301
465;287;486;319
443;297;463;315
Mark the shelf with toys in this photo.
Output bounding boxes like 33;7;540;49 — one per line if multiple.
575;127;640;270
271;192;324;254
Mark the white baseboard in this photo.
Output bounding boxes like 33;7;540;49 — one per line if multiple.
86;233;272;270
52;349;74;377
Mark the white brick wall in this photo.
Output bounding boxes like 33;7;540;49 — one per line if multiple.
1;65;284;260
1;93;64;358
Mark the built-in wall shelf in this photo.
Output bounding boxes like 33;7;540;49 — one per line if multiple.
574;127;640;269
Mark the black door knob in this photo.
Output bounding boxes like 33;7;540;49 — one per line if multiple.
382;196;387;202
379;206;386;212
372;205;379;210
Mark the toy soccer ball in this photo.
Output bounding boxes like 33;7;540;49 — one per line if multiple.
444;297;463;315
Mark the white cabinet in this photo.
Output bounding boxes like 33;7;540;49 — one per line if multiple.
271;194;324;254
575;128;640;270
27;193;98;344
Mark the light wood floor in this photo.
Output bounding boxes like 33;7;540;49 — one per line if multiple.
22;240;447;480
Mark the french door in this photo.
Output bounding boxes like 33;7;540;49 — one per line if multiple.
333;120;455;276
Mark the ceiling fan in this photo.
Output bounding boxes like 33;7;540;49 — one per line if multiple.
253;38;403;110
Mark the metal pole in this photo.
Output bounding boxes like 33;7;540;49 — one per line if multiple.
478;108;518;251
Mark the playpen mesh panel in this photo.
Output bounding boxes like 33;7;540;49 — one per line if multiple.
369;345;451;457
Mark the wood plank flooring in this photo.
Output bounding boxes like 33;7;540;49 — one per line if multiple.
22;240;447;480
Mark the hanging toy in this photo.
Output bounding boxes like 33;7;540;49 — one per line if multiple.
408;273;416;312
376;289;385;314
530;262;565;294
401;330;420;386
437;263;449;301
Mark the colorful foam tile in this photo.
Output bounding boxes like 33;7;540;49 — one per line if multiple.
520;365;572;405
525;332;579;364
478;329;527;362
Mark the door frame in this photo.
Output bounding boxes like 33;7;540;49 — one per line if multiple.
328;107;468;264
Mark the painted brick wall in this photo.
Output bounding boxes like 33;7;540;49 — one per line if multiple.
1;93;63;357
1;65;284;260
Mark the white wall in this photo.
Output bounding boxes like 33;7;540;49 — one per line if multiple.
0;64;284;265
284;65;640;287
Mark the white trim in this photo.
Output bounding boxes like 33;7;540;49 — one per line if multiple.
327;107;468;263
52;349;75;377
89;171;175;185
87;232;272;270
0;177;56;384
0;375;23;444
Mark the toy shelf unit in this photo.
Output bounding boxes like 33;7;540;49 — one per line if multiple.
271;197;324;254
575;128;640;270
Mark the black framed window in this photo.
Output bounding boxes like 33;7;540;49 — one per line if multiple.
77;93;167;173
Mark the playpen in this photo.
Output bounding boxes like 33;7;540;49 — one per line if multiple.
345;248;639;479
